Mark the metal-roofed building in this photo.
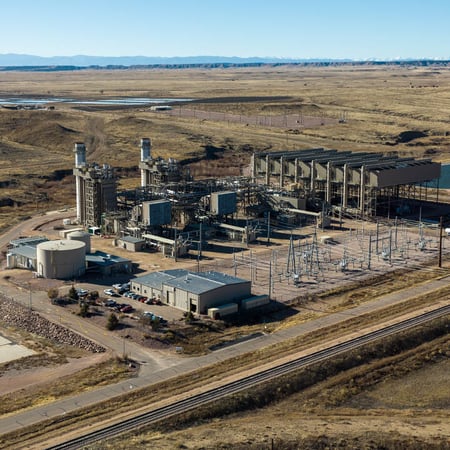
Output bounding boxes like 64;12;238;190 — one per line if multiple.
252;149;441;216
117;235;146;252
131;270;251;314
6;245;39;270
85;251;132;276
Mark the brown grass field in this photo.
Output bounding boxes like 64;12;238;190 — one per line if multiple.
0;64;449;448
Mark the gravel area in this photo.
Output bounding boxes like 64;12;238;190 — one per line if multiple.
0;294;105;353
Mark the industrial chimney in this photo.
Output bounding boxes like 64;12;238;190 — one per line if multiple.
140;138;151;162
74;142;86;168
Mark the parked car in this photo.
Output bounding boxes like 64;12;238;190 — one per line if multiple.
143;311;154;318
104;289;119;297
120;304;133;313
103;299;117;308
76;288;88;297
112;283;122;290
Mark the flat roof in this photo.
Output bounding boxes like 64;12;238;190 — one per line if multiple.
255;149;440;172
86;251;131;266
120;236;145;244
10;236;48;247
8;245;37;259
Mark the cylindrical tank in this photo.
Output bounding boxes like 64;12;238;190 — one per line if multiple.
67;230;91;254
140;137;151;161
36;240;86;279
73;142;86;167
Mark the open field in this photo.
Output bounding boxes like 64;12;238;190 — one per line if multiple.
1;65;450;448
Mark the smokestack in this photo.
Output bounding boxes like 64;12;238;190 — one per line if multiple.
140;138;151;162
74;143;86;167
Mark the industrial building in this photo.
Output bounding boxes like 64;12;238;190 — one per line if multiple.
131;269;251;314
6;232;131;279
251;148;441;217
116;235;146;252
73;143;118;228
6;236;49;271
85;251;132;276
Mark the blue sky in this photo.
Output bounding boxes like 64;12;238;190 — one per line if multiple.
1;0;450;60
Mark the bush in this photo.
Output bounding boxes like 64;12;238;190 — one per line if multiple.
106;312;119;330
47;288;59;301
68;286;79;301
79;302;90;318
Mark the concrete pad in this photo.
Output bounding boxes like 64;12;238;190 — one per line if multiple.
0;334;36;364
0;335;11;346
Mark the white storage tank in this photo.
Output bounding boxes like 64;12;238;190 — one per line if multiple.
36;239;86;279
67;230;91;254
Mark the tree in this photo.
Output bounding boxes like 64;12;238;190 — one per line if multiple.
150;316;161;331
47;288;59;301
106;312;119;330
68;286;79;302
89;290;99;301
184;311;195;324
79;302;90;318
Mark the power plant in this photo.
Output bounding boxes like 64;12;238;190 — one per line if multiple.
7;138;443;280
71;139;441;253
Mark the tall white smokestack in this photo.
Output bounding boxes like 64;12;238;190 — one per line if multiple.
74;142;86;167
140;138;152;187
140;138;151;161
73;143;86;224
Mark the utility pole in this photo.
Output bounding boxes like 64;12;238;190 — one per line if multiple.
439;216;443;268
269;259;272;300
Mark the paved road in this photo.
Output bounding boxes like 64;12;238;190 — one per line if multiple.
0;275;448;436
0;209;75;253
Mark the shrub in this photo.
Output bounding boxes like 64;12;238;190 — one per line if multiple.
106;313;119;330
68;286;79;301
47;288;59;301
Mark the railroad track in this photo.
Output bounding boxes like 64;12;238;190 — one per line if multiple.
47;304;450;450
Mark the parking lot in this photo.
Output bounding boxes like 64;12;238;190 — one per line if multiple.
73;281;185;324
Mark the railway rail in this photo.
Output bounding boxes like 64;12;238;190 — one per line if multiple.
47;304;450;450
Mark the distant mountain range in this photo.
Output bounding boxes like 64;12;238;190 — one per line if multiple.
0;54;350;66
0;54;449;70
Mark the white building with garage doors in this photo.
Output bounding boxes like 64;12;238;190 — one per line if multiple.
131;269;251;314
